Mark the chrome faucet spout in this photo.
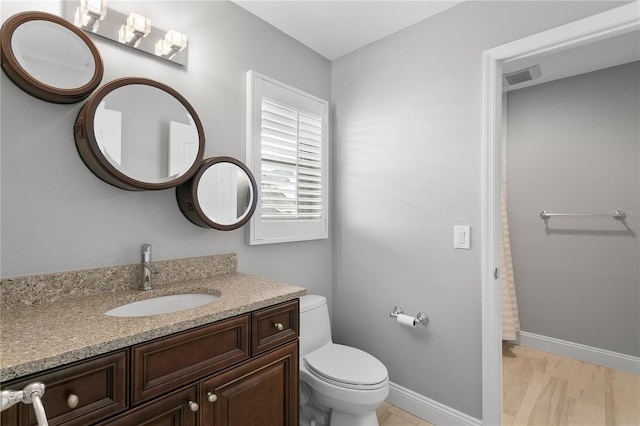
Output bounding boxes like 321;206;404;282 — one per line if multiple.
140;244;160;291
142;261;160;274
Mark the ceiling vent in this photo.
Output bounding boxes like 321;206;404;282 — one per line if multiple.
503;65;541;86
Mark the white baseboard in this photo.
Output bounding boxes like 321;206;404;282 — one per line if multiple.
511;331;640;375
387;382;482;426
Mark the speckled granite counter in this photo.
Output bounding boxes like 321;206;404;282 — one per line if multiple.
0;255;306;382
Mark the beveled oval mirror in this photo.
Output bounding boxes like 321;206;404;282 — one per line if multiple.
1;11;103;103
176;157;258;230
74;77;205;190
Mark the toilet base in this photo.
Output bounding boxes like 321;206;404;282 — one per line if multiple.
330;410;379;426
300;381;331;426
300;384;380;426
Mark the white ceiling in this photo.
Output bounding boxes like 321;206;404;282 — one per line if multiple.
503;29;640;92
231;0;463;60
231;1;639;88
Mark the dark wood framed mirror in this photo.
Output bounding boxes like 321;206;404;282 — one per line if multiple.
1;11;103;103
176;157;258;230
74;77;206;190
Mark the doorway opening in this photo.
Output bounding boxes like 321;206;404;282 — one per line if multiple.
481;4;639;425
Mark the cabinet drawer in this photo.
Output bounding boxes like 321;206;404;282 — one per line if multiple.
132;315;249;405
251;299;299;356
99;384;198;426
0;350;127;426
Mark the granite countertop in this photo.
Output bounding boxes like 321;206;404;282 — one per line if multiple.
0;272;306;382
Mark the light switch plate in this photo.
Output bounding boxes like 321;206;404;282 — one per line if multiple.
454;226;471;249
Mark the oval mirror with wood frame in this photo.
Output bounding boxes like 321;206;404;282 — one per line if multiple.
1;11;103;103
74;77;206;190
176;157;258;230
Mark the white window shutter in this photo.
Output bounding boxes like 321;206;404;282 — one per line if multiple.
246;71;329;245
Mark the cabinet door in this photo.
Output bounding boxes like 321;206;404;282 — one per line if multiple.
200;341;298;426
98;385;198;426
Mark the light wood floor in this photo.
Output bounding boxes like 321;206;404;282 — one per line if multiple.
377;401;434;426
502;343;640;426
376;344;639;426
375;344;638;426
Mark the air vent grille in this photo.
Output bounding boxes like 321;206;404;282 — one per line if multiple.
503;65;541;86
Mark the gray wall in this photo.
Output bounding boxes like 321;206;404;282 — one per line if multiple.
331;1;625;419
0;1;333;301
2;0;633;422
506;62;640;357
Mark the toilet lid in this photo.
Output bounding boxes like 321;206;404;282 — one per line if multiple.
303;344;388;389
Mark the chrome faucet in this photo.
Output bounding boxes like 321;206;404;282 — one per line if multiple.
140;243;160;291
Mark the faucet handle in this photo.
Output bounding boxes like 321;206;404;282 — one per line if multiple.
141;243;152;262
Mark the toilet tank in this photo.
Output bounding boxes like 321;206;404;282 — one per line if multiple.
299;295;332;357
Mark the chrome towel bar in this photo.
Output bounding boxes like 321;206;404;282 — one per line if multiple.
540;210;627;221
1;382;48;426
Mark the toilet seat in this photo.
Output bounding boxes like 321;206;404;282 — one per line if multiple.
303;343;388;390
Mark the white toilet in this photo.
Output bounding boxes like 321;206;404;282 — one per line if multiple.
299;295;389;426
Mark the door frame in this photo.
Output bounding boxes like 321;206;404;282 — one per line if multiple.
480;4;639;425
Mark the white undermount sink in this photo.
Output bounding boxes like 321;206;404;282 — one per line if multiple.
105;293;219;317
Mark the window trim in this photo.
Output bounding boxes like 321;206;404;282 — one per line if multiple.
245;71;329;245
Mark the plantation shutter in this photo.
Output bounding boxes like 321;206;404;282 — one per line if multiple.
260;99;323;221
246;71;328;245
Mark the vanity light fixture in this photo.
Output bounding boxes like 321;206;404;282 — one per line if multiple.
65;1;188;66
118;12;151;47
74;0;107;32
155;30;187;59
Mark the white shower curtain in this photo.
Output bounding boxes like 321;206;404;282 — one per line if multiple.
501;184;520;341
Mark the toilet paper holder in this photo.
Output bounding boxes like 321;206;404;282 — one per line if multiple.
389;306;429;326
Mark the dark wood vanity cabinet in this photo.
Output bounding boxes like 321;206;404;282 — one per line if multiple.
1;299;300;426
